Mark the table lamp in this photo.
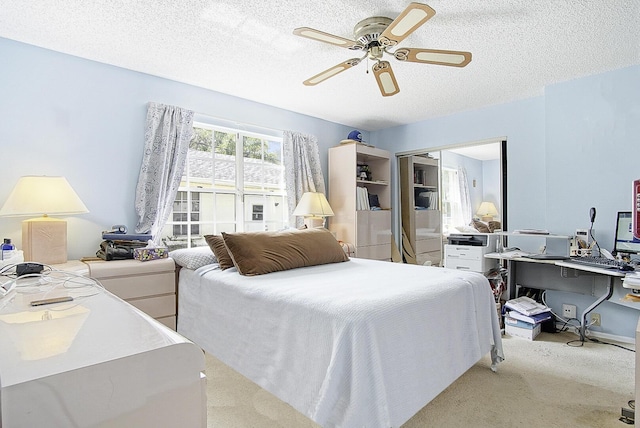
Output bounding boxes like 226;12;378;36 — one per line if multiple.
476;201;498;222
0;176;89;264
292;192;334;228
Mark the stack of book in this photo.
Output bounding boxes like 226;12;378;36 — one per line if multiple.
503;296;553;340
356;187;370;210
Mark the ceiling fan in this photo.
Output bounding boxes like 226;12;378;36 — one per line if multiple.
293;2;472;97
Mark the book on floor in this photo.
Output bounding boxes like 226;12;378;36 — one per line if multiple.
506;309;553;325
504;296;550;316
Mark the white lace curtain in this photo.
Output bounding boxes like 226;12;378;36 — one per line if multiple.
458;166;472;225
134;103;194;241
283;131;325;227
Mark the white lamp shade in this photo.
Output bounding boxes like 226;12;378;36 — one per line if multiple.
292;192;334;218
476;201;498;219
0;176;89;217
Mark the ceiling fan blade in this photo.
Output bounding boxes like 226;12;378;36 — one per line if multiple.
394;48;472;67
372;61;400;97
378;2;436;47
293;27;362;50
303;58;362;86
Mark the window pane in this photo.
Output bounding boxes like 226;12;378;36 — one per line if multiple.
187;129;213;185
168;123;284;247
244;194;286;231
214;131;236;186
215;193;235;223
242;136;285;192
217;223;236;234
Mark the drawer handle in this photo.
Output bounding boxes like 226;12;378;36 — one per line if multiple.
456;266;470;270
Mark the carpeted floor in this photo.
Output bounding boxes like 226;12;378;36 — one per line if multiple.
205;331;635;427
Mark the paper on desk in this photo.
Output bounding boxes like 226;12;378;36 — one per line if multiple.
513;229;550;235
498;250;530;259
622;271;640;288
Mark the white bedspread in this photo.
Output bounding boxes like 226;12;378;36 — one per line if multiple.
178;258;503;428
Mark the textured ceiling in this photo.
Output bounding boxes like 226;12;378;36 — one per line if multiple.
1;1;639;131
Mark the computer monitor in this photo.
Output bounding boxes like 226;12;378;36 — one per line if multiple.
613;211;640;255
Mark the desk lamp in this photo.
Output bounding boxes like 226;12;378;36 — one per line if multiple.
0;176;89;264
292;192;334;228
476;201;498;222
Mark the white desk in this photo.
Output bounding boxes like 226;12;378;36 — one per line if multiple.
0;271;206;427
486;253;631;341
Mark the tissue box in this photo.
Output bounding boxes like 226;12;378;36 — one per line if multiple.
133;247;169;262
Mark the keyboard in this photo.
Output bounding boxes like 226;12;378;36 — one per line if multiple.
568;256;634;271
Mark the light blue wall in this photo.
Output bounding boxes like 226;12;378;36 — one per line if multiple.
370;64;640;339
0;37;361;259
2;36;638;337
371;96;547;234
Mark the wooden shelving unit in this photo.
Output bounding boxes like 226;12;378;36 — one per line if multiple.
328;144;391;261
399;155;442;265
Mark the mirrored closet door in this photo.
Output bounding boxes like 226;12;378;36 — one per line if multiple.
398;140;507;265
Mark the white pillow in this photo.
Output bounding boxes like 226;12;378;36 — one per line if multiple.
170;246;217;269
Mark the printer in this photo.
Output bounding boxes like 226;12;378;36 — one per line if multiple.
444;233;499;273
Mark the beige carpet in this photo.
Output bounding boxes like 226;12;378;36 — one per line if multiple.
205;331;635;427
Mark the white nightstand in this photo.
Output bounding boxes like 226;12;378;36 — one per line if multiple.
83;258;177;330
50;260;90;276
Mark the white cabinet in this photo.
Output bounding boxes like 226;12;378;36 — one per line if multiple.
329;143;392;261
444;244;498;273
355;210;392;259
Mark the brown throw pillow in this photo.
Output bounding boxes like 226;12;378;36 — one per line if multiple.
222;228;349;276
487;221;502;233
472;220;491;233
204;235;235;270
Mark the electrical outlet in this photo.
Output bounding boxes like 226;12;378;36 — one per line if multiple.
563;304;577;319
590;313;601;326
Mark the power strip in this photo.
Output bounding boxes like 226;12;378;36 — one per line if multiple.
16;262;44;277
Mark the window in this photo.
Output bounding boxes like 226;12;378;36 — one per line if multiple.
441;167;464;235
161;122;286;250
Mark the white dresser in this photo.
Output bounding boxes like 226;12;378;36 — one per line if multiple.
0;275;205;427
84;258;177;329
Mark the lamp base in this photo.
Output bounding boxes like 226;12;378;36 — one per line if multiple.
22;217;68;264
303;217;326;229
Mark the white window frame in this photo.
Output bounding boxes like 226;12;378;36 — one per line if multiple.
441;166;464;235
162;122;286;249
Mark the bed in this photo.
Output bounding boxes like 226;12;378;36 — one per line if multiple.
174;229;503;428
